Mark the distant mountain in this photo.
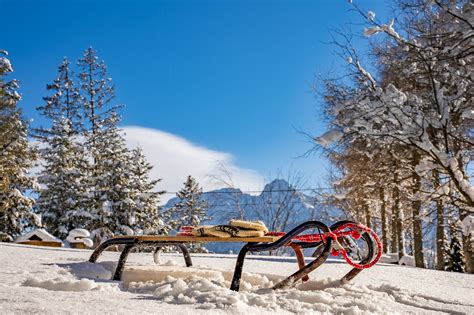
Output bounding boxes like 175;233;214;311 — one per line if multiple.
163;179;343;253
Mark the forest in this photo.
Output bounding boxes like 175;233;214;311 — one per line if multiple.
0;0;473;275
315;0;473;273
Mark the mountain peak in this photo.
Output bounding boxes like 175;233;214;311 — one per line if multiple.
207;187;243;194
262;179;292;192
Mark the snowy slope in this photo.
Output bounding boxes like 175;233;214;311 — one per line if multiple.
1;243;473;314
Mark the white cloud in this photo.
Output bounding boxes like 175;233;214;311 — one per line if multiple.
122;126;264;203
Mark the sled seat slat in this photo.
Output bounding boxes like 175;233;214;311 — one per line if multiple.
110;235;281;243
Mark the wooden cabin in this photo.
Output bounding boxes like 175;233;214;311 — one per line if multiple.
15;229;63;247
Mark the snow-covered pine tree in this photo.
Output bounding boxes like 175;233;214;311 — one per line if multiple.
93;113;134;234
126;147;165;235
172;175;208;228
158;175;206;235
77;47;128;232
157;207;176;235
34;58;89;237
445;233;465;273
0;50;37;241
35;119;90;237
35;58;82;137
171;175;208;252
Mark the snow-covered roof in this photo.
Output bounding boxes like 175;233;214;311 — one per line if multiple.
67;228;91;239
15;229;63;243
65;228;93;247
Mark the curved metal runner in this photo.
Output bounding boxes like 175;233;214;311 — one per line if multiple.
88;220;377;291
89;239;193;281
229;221;332;291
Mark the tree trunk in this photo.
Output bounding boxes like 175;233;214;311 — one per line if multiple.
365;201;371;229
436;199;446;270
412;199;424;267
391;186;399;255
391;173;403;258
459;211;474;274
396;204;405;259
391;208;398;254
461;234;474;274
433;170;445;270
380;187;388;253
412;155;424;268
393;170;404;259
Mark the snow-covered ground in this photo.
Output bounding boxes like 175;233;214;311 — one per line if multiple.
1;243;473;314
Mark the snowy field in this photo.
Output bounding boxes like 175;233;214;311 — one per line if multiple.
0;243;473;314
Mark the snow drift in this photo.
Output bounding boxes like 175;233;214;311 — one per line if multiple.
1;243;473;314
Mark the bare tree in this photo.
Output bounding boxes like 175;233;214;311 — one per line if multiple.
314;1;473;271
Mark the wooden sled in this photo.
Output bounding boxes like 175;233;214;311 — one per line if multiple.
89;220;380;291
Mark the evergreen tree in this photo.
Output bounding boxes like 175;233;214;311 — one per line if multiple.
35;119;89;237
35;58;82;137
157;207;176;235
445;233;466;273
118;147;165;235
171;175;208;252
34;58;89;237
0;51;37;241
172;175;208;228
92;113;133;233
77;47;121;158
77;47;127;232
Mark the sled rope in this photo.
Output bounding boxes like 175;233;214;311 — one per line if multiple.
331;222;382;269
179;223;382;269
266;222;382;269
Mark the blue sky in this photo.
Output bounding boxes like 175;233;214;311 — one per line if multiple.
2;0;390;194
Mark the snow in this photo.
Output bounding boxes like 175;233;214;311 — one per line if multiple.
0;57;13;73
367;11;375;22
66;228;93;247
31;213;42;227
67;228;91;238
332;193;346;201
15;228;62;243
355;61;376;88
23;276;114;292
379;253;399;264
363;19;402;41
461;215;474;241
315;130;343;148
398;255;416;267
1;243;473;314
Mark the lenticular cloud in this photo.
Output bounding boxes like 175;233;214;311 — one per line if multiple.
122;126;264;201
